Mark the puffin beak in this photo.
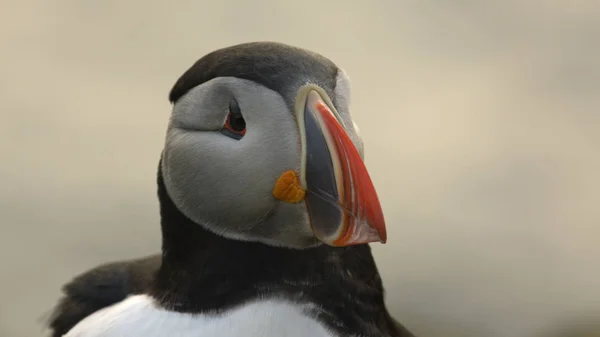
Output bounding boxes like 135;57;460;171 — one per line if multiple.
294;85;387;246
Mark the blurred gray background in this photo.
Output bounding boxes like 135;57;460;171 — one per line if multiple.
1;1;599;337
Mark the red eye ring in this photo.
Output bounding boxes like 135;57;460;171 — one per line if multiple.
223;111;246;137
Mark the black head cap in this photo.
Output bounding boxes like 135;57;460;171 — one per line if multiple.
169;41;340;104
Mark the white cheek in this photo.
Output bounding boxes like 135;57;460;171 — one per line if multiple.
334;68;351;108
352;120;361;138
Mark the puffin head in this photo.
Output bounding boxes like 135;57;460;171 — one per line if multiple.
161;42;387;249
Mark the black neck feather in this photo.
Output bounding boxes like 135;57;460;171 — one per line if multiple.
152;162;407;336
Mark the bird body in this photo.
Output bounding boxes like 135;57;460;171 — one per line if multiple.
47;42;415;337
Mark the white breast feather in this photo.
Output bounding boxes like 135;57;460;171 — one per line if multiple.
62;294;339;337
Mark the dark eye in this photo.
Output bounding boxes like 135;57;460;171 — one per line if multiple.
221;99;246;140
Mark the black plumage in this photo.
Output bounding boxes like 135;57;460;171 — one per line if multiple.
48;166;414;336
169;41;339;106
48;255;160;337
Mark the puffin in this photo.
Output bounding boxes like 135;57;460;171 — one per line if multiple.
47;42;415;337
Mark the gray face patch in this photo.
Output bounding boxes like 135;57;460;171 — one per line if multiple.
162;71;365;248
161;77;317;248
